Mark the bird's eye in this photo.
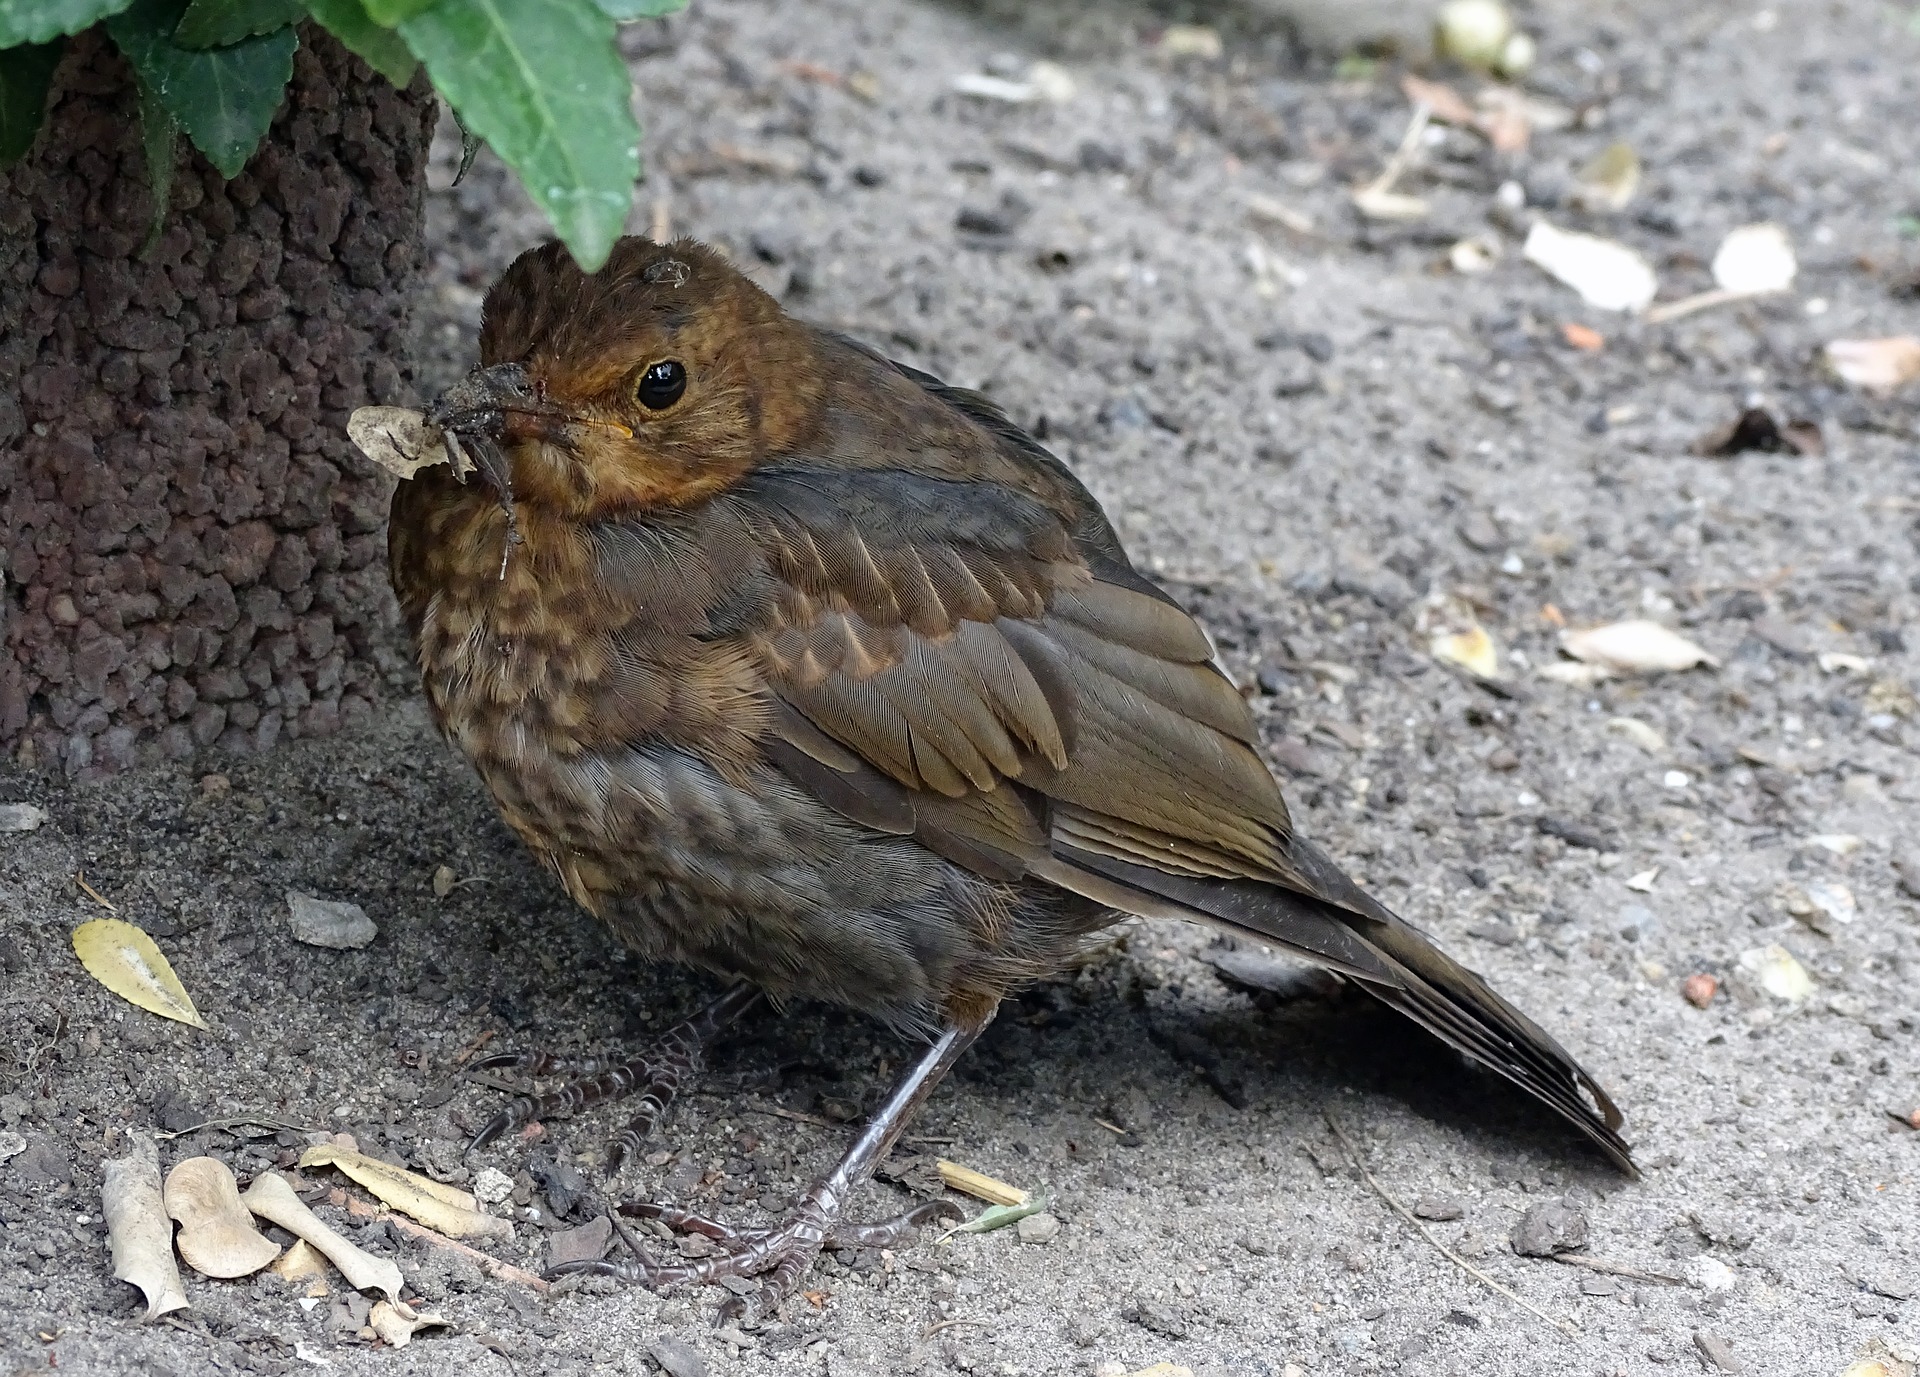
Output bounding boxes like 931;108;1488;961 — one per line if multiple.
635;360;687;410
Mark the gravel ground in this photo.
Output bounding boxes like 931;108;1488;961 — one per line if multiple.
5;1;1920;1374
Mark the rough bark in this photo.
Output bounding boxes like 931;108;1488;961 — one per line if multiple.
0;26;435;776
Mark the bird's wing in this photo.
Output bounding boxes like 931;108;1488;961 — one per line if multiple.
714;381;1631;1173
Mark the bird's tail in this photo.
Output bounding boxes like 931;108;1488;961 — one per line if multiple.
1035;837;1636;1175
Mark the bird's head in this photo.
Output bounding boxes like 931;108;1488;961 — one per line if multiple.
426;237;824;519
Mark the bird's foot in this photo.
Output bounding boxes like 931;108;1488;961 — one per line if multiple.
554;1192;960;1319
466;983;762;1173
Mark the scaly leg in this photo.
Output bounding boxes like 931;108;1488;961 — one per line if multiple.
467;983;763;1173
553;1017;988;1316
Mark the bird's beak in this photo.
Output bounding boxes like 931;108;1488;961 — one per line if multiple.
426;362;576;449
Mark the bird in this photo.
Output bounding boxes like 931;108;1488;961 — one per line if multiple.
387;235;1633;1311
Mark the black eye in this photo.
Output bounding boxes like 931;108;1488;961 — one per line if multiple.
635;360;687;410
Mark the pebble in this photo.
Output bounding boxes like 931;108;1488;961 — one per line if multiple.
1413;1194;1467;1221
648;1336;708;1377
1016;1211;1060;1245
471;1166;514;1207
546;1216;610;1271
0;803;48;833
1510;1198;1589;1256
1682;973;1720;1008
287;891;377;950
1693;1330;1744;1373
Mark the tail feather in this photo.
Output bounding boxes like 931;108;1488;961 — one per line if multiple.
1037;841;1637;1175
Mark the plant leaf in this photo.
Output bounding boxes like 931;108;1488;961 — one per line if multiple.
0;0;136;46
361;0;436;24
939;1189;1049;1241
299;1140;511;1239
399;0;637;270
591;0;684;18
172;0;304;46
133;71;177;253
72;917;208;1029
302;0;415;85
106;0;298;180
0;37;62;167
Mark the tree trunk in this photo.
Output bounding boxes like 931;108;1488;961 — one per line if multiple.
0;26;435;776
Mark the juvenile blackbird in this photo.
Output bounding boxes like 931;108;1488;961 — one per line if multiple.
389;237;1632;1306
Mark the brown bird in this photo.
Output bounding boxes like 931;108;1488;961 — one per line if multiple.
389;236;1632;1308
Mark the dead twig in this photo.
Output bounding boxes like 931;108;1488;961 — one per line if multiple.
920;1317;989;1339
154;1116;316;1142
744;1102;836;1129
1550;1253;1686;1286
75;872;116;911
1323;1112;1580;1342
385;1213;549;1292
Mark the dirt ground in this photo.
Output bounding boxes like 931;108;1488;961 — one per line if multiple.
5;0;1920;1373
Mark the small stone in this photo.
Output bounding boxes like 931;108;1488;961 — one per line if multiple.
648;1336;708;1377
1688;1256;1736;1292
1015;1212;1060;1245
1693;1331;1744;1373
1579;1274;1620;1296
0;803;49;833
1413;1194;1466;1221
287;891;377;950
1682;973;1719;1008
1510;1198;1589;1257
198;773;230;797
0;1130;24;1164
471;1166;514;1207
432;865;457;899
1893;853;1920;900
546;1216;610;1271
1126;1299;1190;1339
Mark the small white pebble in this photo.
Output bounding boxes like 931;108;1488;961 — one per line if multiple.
1663;770;1690;789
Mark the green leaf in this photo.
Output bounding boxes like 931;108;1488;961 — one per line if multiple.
0;0;135;46
591;0;683;18
134;70;177;253
172;0;304;46
302;0;414;85
106;0;297;179
400;0;637;271
361;0;434;23
938;1190;1050;1241
0;37;62;166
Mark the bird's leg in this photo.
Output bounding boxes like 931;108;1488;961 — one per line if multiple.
554;1017;987;1317
468;982;763;1172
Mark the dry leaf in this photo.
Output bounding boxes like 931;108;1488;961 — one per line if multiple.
348;407;455;481
1560;620;1717;674
1826;337;1920;391
1574;142;1640;211
272;1238;330;1283
299;1140;509;1240
102;1133;190;1319
1738;944;1812;1003
1605;717;1666;753
241;1171;404;1300
1537;661;1614;685
1156;25;1222;60
1561;322;1605;351
1712;223;1796;295
1418;593;1501;679
1400;73;1476;125
72;918;207;1030
166;1158;282;1278
936;1159;1028;1207
1449;237;1500;274
1351;185;1429;221
369;1299;450;1348
1523;221;1658;312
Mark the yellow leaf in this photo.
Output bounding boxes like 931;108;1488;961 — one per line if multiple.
298;1141;509;1239
72;919;207;1030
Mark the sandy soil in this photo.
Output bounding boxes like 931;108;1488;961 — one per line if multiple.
4;1;1919;1374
